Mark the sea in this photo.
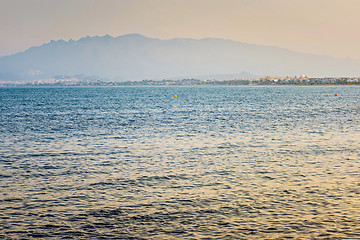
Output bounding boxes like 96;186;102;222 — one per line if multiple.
0;86;359;239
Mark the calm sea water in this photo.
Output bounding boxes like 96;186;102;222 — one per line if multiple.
0;86;359;239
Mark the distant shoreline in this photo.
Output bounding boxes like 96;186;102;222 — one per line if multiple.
1;77;359;88
1;83;359;88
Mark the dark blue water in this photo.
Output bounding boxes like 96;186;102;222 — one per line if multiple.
0;86;359;239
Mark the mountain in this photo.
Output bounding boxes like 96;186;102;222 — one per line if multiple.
1;33;360;81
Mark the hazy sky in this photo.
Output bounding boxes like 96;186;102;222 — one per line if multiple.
1;0;360;59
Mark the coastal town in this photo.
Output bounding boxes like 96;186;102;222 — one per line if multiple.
1;74;359;87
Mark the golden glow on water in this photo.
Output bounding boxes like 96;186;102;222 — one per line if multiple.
3;130;358;239
0;86;359;239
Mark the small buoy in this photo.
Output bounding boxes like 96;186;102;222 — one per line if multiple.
335;93;338;96
174;94;177;98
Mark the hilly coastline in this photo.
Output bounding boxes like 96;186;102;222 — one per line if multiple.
1;33;360;82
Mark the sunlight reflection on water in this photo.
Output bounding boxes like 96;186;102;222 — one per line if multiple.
0;86;359;239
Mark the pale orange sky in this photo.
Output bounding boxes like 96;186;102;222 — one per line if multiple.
1;0;360;59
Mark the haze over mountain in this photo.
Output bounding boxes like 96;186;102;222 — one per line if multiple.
1;33;360;82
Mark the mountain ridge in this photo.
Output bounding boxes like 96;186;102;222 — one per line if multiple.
1;33;360;81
